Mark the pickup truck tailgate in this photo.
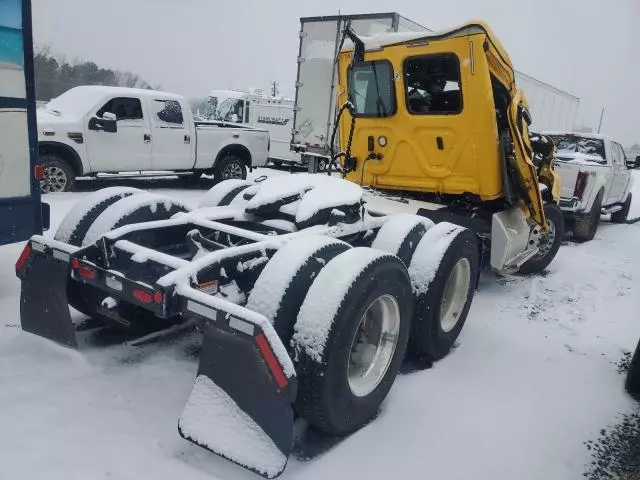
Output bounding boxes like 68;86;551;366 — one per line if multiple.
554;160;582;199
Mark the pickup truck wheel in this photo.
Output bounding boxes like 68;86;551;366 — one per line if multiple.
519;202;565;274
573;191;603;241
292;249;412;435
407;223;479;361
214;155;247;182
41;154;75;193
317;158;327;172
611;193;632;224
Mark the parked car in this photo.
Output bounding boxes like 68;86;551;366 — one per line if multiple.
37;86;270;192
544;132;635;241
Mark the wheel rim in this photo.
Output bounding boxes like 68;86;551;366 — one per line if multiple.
348;294;401;398
440;258;471;333
318;159;326;171
222;162;243;179
533;217;557;259
41;165;68;193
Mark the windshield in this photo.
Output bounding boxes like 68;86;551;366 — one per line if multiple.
348;60;395;117
203;96;245;123
550;134;606;162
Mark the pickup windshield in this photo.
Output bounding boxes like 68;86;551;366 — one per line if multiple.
549;134;606;163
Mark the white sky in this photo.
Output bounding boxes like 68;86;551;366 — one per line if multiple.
32;0;640;146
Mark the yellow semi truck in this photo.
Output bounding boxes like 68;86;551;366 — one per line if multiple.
331;20;563;274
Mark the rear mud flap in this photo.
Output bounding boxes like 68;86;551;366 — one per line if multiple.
20;253;76;348
178;323;294;478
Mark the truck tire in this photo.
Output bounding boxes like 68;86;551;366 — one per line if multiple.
246;236;349;347
371;213;434;265
519;202;565;274
198;179;253;208
626;337;640;401
407;223;479;361
573;190;603;241
214;155;247;182
54;187;143;246
41;154;76;193
82;193;191;246
292;249;412;435
611;193;632;224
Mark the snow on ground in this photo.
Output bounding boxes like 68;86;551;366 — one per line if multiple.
1;170;640;480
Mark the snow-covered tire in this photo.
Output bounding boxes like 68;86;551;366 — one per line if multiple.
82;193;190;246
54;187;143;246
371;213;434;265
246;236;349;346
520;202;565;273
626;337;640;401
612;193;632;224
199;179;254;208
407;222;479;361
292;248;412;435
574;190;602;242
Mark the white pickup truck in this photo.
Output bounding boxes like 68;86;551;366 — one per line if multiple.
37;86;270;192
545;132;636;241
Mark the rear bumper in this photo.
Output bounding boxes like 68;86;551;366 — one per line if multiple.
559;197;582;213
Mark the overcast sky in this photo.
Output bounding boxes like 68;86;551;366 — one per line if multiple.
32;0;640;146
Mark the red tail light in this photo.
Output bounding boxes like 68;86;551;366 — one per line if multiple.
77;265;97;280
71;258;80;269
574;171;589;199
15;244;32;273
255;333;288;389
34;165;45;181
133;288;153;304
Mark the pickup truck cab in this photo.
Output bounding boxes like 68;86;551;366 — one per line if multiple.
545;132;635;241
37;86;269;192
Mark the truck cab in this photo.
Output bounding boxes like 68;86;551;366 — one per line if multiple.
334;21;564;273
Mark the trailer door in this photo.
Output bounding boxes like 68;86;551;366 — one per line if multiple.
0;0;47;245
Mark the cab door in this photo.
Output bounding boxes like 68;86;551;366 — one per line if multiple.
148;98;193;171
344;37;496;199
610;142;630;203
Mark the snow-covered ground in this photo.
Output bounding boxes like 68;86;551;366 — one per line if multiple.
1;170;639;480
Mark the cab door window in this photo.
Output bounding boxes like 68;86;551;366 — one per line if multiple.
152;99;184;127
348;60;396;117
96;97;143;122
404;54;463;115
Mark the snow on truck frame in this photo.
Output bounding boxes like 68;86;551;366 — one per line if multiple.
0;0;49;245
16;174;481;477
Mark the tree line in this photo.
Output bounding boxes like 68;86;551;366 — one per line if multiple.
33;46;157;101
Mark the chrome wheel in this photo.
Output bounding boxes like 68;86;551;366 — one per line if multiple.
317;159;327;172
222;161;244;179
348;294;400;397
440;258;471;332
41;165;68;193
533;218;557;259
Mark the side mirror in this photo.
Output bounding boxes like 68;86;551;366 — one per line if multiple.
88;112;117;133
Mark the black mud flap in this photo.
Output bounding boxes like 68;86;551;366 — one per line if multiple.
178;323;295;479
20;253;76;348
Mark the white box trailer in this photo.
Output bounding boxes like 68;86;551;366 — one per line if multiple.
291;13;580;162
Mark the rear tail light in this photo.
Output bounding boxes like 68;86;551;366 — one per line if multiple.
574;171;589;199
77;265;97;280
71;258;80;269
133;288;153;304
255;333;288;389
153;291;163;304
34;165;45;181
15;244;32;273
